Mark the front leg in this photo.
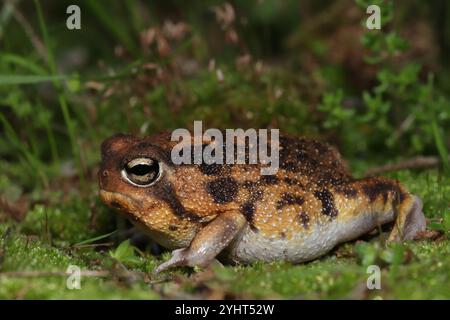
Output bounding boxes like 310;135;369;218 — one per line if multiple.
154;210;246;273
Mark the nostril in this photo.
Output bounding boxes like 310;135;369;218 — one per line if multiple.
99;170;109;189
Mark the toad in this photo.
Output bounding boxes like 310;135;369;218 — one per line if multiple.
99;132;426;273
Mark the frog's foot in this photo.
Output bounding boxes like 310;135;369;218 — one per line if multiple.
154;248;189;274
154;210;246;274
388;195;426;242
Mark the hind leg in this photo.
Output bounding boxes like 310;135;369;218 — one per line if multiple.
388;195;426;242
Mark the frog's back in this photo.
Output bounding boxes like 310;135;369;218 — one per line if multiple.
168;134;356;239
213;135;417;265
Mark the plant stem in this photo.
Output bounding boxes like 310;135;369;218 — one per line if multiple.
34;0;85;189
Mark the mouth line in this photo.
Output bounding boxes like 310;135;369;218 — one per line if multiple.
99;189;161;219
99;190;138;208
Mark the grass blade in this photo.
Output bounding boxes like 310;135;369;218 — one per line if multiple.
0;53;48;75
34;0;85;188
72;230;118;247
0;74;68;85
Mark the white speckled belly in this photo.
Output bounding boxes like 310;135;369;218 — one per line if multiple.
223;211;395;264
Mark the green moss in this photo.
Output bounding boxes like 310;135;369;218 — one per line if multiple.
19;196;114;246
1;170;449;299
0;0;449;300
0;277;158;299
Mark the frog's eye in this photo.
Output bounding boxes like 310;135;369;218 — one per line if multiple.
122;157;161;187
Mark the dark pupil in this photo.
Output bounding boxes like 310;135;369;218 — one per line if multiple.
128;164;152;176
125;160;159;185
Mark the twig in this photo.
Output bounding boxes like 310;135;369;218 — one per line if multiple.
71;242;115;249
9;0;48;62
364;156;445;177
0;270;109;278
0;0;18;39
0;269;172;285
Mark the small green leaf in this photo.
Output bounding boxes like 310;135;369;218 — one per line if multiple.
109;240;141;265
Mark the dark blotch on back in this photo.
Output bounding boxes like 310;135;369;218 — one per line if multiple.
240;201;258;231
280;161;299;172
242;180;258;189
198;143;224;174
314;189;338;218
284;177;301;186
336;186;358;198
276;193;305;210
362;181;399;203
260;175;279;185
206;177;239;204
278;135;352;186
199;163;223;175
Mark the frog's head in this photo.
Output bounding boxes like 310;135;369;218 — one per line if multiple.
98;133;178;228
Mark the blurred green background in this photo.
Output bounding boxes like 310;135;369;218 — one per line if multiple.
0;0;449;299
